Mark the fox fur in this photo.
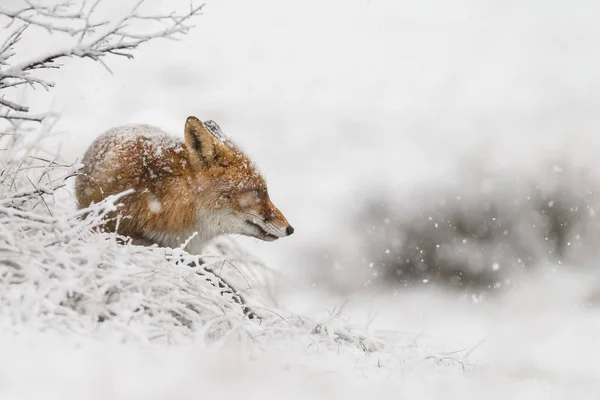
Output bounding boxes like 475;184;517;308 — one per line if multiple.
75;116;293;253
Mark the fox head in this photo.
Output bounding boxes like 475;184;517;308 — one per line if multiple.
184;116;294;242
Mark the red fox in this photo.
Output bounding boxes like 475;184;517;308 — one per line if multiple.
75;116;294;252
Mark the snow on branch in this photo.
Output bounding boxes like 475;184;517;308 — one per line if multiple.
0;0;204;125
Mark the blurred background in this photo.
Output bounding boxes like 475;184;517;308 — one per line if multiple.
22;0;600;300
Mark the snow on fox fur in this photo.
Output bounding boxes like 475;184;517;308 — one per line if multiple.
75;116;294;253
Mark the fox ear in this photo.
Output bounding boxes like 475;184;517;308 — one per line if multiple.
184;116;217;164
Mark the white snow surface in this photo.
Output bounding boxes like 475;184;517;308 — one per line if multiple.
3;0;600;398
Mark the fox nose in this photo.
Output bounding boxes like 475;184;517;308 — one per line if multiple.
286;226;295;236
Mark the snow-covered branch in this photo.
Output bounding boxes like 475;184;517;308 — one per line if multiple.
0;0;204;126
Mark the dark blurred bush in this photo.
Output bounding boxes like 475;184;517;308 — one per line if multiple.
313;160;600;293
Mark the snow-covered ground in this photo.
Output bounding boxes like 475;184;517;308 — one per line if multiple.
1;269;599;399
3;0;600;397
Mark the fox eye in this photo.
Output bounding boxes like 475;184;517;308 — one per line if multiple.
252;189;266;200
237;189;265;208
243;189;265;200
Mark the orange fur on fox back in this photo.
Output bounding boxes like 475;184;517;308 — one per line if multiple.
76;125;198;239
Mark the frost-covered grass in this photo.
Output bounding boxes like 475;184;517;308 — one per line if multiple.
1;265;599;399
